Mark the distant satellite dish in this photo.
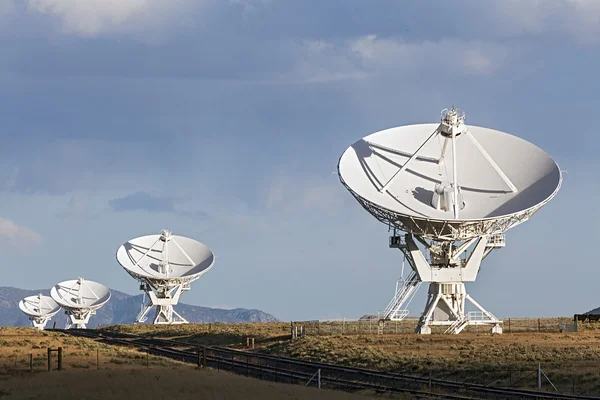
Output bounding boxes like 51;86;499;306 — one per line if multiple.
116;229;215;325
19;294;61;330
50;277;111;329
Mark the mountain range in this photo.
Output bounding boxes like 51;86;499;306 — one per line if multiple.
0;287;278;327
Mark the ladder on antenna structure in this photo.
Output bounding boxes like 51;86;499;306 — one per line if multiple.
444;317;469;335
382;270;422;321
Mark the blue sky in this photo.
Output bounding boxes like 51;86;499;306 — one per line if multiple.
0;0;597;321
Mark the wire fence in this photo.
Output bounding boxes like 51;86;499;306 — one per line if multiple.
3;338;594;398
291;317;577;336
0;347;183;372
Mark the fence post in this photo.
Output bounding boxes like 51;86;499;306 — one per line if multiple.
429;370;432;390
318;369;321;389
29;353;33;372
290;321;294;339
47;348;51;371
246;337;249;347
52;321;56;330
57;347;63;371
252;338;255;349
203;346;207;368
538;318;541;333
508;318;511;333
538;362;542;389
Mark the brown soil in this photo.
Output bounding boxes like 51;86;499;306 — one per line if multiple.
0;368;389;400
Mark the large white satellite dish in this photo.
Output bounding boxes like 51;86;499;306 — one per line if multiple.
50;278;111;329
19;294;61;330
338;108;562;334
116;229;215;325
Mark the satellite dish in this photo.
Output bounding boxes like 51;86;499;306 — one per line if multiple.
50;277;111;329
116;229;215;325
19;294;61;330
338;108;562;334
338;108;562;241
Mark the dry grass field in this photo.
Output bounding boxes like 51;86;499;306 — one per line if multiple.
0;327;396;400
0;326;185;371
3;321;598;397
104;319;600;395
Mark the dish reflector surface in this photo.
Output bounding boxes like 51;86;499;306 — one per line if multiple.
338;124;561;223
19;295;60;317
51;279;111;310
116;233;215;280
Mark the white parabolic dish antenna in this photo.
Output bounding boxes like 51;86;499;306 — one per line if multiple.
116;229;215;325
338;108;562;334
19;294;61;330
50;278;111;329
338;109;561;241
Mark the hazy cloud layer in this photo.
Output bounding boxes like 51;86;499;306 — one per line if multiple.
265;172;346;212
109;192;209;219
0;218;42;250
109;192;176;213
25;0;209;38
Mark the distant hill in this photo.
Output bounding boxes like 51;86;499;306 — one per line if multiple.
0;287;278;327
585;307;600;315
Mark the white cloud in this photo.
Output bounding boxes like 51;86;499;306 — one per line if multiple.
350;35;510;76
26;0;206;37
0;218;42;250
280;35;511;84
491;0;600;44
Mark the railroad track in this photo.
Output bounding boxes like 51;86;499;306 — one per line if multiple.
57;329;598;400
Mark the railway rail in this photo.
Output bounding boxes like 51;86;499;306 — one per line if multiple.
56;328;598;400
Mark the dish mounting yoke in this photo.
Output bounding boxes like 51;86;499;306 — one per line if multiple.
134;229;196;325
378;108;517;334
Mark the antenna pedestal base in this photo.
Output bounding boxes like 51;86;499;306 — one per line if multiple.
387;233;503;334
31;316;51;330
65;309;95;329
136;283;189;325
415;282;502;335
